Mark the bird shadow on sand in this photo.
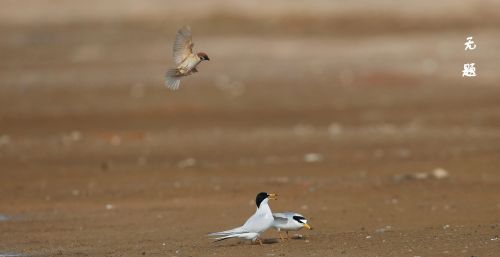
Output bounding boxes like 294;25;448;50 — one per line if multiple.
212;238;282;247
212;236;311;247
289;234;308;240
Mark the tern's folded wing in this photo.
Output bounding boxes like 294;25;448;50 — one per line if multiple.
272;215;288;226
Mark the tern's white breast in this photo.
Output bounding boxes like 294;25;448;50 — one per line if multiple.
243;201;274;233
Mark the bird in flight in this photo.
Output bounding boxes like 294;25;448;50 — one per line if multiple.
208;192;278;245
165;25;210;90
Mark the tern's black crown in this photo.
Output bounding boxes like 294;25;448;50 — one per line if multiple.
293;215;306;224
255;192;269;208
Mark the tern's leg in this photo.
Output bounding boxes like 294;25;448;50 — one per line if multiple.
279;232;285;242
286;231;289;240
257;238;263;246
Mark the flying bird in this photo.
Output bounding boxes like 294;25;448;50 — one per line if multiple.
164;25;210;90
272;212;312;241
208;192;277;245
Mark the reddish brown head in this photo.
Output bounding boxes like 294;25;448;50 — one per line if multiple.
197;52;210;61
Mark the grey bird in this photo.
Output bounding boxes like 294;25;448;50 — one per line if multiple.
208;192;278;245
165;25;210;90
272;212;312;241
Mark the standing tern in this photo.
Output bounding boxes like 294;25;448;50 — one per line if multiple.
208;192;277;245
272;212;312;241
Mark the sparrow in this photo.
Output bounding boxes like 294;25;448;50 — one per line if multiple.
164;25;210;90
208;192;278;245
272;212;312;241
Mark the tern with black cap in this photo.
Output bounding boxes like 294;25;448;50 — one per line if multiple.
208;192;278;245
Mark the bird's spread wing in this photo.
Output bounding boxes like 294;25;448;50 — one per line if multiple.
173;25;194;65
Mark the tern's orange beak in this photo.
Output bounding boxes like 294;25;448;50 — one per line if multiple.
304;223;312;230
268;193;278;200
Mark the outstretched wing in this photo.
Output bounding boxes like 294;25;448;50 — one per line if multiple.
173;25;194;65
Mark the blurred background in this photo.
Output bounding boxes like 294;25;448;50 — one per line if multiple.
1;1;500;256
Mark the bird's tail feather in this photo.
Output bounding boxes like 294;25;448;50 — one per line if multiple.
213;234;237;242
211;232;258;242
165;69;181;90
208;226;246;237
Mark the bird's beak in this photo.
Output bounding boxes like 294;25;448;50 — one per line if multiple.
304;223;312;230
268;193;278;200
206;57;210;61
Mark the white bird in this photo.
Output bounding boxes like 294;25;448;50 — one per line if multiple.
272;212;312;241
164;25;210;90
208;192;277;245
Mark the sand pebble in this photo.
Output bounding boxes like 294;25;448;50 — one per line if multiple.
328;123;343;135
394;167;449;182
0;135;10;146
177;158;196;168
271;176;290;184
105;204;114;210
69;131;82;141
432;168;449;179
294;234;303;239
61;131;82;145
304;153;323;163
375;225;392;233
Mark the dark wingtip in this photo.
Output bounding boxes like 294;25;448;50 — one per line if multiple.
213;237;231;243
